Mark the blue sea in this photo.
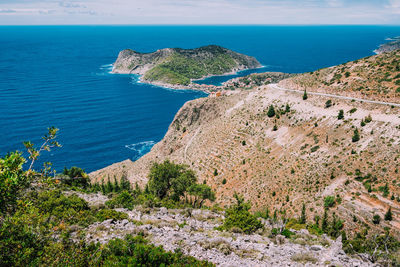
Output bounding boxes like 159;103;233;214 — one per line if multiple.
1;25;400;172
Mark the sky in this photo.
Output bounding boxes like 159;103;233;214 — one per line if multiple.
0;0;399;25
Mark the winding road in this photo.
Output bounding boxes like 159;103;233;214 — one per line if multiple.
269;83;400;108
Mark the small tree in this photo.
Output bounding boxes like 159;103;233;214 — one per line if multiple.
23;126;61;172
113;176;120;192
352;128;360;142
267;105;275;118
285;103;290;113
303;90;308;100
120;175;131;191
106;176;113;193
300;203;306;224
148;160;196;201
372;214;381;225
337;110;344;120
101;178;106;194
321;209;328;232
0;152;28;214
187;184;215;208
325;100;332;108
384;207;393;221
170;168;196;201
1;127;61;214
222;193;263;234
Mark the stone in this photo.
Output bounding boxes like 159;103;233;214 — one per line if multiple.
310;245;323;251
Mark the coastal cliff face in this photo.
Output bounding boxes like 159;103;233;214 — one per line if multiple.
374;38;400;54
112;45;261;85
92;52;400;241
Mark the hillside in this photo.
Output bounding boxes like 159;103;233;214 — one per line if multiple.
112;45;261;86
91;83;400;239
278;49;400;103
89;49;400;265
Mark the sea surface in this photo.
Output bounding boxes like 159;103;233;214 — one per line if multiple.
1;25;400;172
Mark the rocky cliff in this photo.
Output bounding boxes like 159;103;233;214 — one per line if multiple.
112;45;261;86
374;37;400;54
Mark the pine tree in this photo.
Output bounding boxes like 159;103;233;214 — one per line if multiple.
322;209;328;232
341;231;347;242
113;175;120;192
106;176;113;193
352;128;360;142
135;182;141;194
267;105;275;118
101;179;106;194
285;103;290;113
384;207;393;221
300;203;306;224
337;109;344;120
120;175;131;191
303;90;308;100
314;215;320;226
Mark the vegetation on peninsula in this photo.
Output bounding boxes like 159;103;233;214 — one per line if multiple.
113;45;261;86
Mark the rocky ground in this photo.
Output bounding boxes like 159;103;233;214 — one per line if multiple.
73;191;375;267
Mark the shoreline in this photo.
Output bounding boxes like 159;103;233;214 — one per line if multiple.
111;64;265;94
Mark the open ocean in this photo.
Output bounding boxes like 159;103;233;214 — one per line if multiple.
1;25;400;172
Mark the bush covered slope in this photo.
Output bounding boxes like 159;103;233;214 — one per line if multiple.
279;49;400;103
112;45;261;85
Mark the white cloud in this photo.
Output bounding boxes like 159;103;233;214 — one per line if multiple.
0;0;399;24
0;8;55;14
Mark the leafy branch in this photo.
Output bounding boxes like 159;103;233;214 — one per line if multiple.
23;126;61;172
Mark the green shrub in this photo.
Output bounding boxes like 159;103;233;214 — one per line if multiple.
221;194;263;234
349;108;357;114
352;128;360;142
324;196;336;208
372;214;381;224
106;190;136;210
92;235;213;266
303;90;308;100
95;209;128;221
0;152;29;214
61;166;89;188
325;100;332;108
33;189;95;226
267;105;275;117
148;160;196;201
385;207;393;221
338;110;344;120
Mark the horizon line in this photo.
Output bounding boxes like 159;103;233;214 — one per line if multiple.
1;24;400;27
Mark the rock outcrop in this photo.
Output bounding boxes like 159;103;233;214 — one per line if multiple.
78;191;374;267
374;37;400;54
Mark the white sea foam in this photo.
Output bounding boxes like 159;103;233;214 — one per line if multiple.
125;141;155;159
98;63;114;75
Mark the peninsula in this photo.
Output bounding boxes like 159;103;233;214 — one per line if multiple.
112;45;261;88
374;37;400;54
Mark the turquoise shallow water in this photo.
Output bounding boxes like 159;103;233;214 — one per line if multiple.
1;25;400;172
